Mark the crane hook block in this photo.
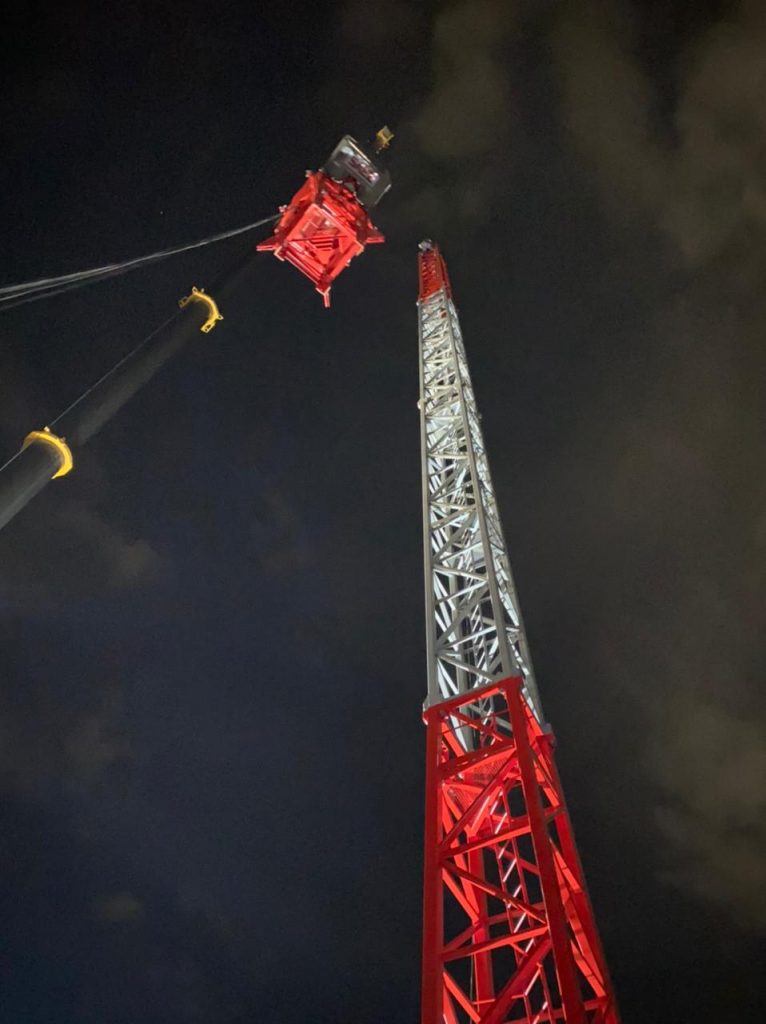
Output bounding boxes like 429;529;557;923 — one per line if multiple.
178;286;223;333
23;427;74;479
257;129;392;308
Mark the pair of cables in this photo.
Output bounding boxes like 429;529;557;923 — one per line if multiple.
0;212;279;312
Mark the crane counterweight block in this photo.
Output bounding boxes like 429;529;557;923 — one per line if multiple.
257;130;391;307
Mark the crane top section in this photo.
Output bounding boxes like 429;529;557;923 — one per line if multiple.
418;239;452;301
258;129;392;307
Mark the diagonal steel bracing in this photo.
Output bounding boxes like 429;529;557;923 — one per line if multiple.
417;242;620;1024
418;245;541;724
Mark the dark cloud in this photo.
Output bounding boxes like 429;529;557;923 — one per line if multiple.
97;890;145;924
551;0;766;925
0;674;131;799
65;697;132;787
581;319;764;923
650;694;766;928
250;484;310;575
553;3;664;221
348;0;525;236
413;0;518;161
341;0;420;47
0;496;166;609
555;0;766;267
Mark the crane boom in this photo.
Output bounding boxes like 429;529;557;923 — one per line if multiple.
0;270;237;533
0;128;391;531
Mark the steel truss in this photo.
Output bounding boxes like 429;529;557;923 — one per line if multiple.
418;245;541;723
417;242;619;1024
422;678;618;1024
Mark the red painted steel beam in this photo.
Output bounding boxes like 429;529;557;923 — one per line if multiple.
418;241;453;301
421;679;620;1024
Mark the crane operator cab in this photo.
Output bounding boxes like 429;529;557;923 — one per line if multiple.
257;127;393;307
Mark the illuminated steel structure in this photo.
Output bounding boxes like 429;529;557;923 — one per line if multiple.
0;134;622;1024
418;241;619;1024
258;128;392;307
0;130;393;532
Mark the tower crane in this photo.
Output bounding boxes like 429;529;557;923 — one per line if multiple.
417;241;619;1024
0;134;620;1024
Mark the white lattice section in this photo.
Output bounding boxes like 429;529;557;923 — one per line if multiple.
419;286;542;724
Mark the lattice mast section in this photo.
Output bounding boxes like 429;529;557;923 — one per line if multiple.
417;241;620;1024
418;242;541;725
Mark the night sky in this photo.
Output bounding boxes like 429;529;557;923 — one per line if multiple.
1;1;764;1022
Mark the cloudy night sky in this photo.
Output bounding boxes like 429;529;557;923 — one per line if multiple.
1;1;764;1021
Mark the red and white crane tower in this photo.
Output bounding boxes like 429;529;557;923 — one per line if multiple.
0;129;622;1024
417;241;619;1024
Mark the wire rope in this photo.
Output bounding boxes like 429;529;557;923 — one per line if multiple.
48;310;181;430
0;211;279;311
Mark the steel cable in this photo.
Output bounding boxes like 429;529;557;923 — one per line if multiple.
0;211;279;311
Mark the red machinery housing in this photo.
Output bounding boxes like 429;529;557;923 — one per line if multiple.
258;131;391;307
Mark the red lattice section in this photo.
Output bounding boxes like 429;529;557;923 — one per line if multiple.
419;243;453;301
257;170;384;307
422;679;619;1024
